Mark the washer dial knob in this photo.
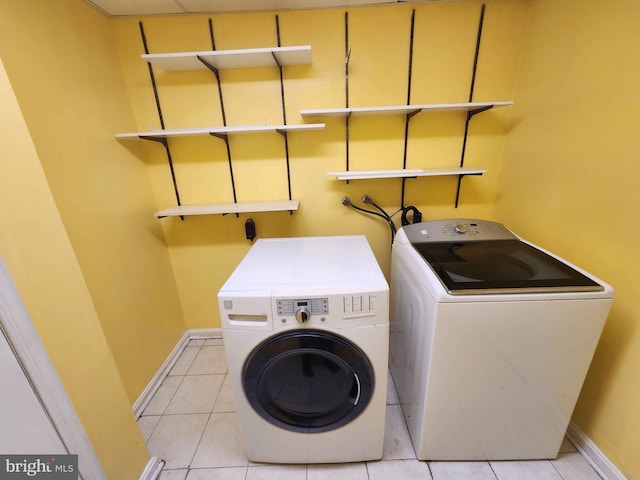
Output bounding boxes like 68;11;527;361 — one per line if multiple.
295;307;310;323
455;223;468;234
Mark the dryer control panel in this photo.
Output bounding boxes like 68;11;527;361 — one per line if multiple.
342;294;379;317
274;291;387;327
277;298;329;317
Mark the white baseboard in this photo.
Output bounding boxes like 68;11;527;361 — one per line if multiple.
188;327;223;340
133;328;223;418
566;422;627;480
139;456;164;480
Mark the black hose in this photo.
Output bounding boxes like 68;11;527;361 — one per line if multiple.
364;197;397;242
342;196;396;245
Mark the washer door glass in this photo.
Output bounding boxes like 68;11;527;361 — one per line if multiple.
243;329;374;433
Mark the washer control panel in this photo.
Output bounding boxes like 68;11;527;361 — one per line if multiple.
402;219;518;243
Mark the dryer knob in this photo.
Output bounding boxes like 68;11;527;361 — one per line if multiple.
295;307;310;323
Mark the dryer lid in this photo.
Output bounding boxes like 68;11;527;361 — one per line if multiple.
219;235;388;294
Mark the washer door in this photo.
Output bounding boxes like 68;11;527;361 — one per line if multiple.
243;329;374;433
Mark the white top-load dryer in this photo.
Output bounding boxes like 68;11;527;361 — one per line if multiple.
390;219;613;461
218;235;389;464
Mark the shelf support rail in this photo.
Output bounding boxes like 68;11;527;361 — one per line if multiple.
455;3;486;208
275;15;294;214
344;12;351;182
208;132;238;214
400;9;417;208
196;56;225;123
207;19;239;214
139;22;183;219
271;52;283;68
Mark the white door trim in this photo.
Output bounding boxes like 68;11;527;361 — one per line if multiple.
0;258;107;480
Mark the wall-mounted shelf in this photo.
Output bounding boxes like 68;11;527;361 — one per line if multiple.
319;8;510;209
142;45;312;71
301;101;513;118
155;200;299;218
128;20;316;220
327;168;485;181
115;123;325;139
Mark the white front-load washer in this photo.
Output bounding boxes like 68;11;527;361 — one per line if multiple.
390;219;613;461
218;235;389;464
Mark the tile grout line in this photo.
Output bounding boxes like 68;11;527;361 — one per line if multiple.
487;461;500;480
142;341;203;474
183;343;240;475
157;341;204;417
186;409;214;473
170;340;205;473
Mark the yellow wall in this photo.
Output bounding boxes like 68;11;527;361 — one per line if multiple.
496;0;640;477
0;0;186;403
113;0;528;329
0;59;148;479
7;0;636;477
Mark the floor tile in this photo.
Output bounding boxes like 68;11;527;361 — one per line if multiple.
430;461;497;480
307;462;368;480
186;466;247;479
141;337;605;480
245;464;307;480
142;376;183;416
559;436;577;453
146;414;209;470
386;370;399;405
165;375;225;414
490;460;563;480
188;345;228;375
137;415;161;442
190;412;248;468
367;459;432;480
551;452;602;480
382;404;415;460
159;469;188;480
212;375;237;413
169;346;201;376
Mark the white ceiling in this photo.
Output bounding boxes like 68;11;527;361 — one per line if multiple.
86;0;445;17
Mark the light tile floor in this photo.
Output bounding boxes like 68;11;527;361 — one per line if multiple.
137;338;604;480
